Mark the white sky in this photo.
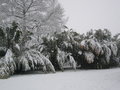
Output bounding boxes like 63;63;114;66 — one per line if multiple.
58;0;120;35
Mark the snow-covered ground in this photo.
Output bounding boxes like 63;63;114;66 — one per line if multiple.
0;68;120;90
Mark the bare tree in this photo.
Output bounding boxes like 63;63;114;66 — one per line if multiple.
0;0;65;35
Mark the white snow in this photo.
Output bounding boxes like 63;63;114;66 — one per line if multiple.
15;44;20;51
84;52;95;64
0;68;120;90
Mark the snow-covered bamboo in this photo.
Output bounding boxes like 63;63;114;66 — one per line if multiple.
57;48;77;71
84;52;95;64
0;49;16;79
102;44;111;64
66;53;77;70
18;49;55;73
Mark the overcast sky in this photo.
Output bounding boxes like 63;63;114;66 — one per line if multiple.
59;0;120;35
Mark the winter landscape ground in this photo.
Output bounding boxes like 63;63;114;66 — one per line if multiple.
0;68;120;90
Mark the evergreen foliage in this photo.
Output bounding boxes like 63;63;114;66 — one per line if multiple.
0;22;120;78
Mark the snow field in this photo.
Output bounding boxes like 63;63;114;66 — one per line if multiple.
0;68;120;90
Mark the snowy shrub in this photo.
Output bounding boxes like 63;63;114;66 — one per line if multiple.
0;61;10;79
0;49;16;79
57;49;77;71
41;36;59;71
80;38;103;56
102;44;111;64
95;43;112;69
39;53;55;73
0;24;119;78
40;30;119;69
94;42;104;56
57;49;67;71
84;52;95;64
18;49;55;73
108;42;118;57
87;39;96;51
80;40;89;51
87;39;103;56
106;42;118;67
66;53;77;70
